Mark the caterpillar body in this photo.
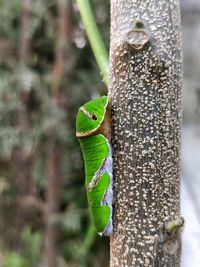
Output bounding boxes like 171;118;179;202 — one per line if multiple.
76;96;113;236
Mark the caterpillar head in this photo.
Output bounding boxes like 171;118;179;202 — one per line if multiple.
76;96;109;138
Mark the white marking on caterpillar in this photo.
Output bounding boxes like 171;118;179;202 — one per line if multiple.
79;106;96;120
101;188;113;205
87;158;107;192
100;171;113;236
102;213;113;236
100;145;113;236
87;136;113;192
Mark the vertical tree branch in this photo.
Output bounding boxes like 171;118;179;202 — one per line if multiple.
43;143;63;267
43;1;72;266
109;0;182;266
12;148;33;235
12;0;33;250
19;0;32;62
52;0;73;95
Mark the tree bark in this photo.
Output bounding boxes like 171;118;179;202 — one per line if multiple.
109;0;182;266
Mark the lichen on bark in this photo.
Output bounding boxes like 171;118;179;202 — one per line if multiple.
109;0;183;266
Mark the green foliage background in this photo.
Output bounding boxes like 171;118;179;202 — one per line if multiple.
0;0;110;266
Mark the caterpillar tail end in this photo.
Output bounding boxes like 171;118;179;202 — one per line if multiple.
98;208;113;237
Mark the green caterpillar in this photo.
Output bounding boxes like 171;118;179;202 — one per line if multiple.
76;96;113;236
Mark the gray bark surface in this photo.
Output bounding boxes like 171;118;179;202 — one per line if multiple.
109;0;182;266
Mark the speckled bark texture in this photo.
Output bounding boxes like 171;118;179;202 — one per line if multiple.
109;0;182;266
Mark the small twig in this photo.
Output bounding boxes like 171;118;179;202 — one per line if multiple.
157;217;185;255
166;217;184;236
76;0;109;85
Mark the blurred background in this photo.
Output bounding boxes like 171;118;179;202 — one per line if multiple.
0;0;199;266
181;0;200;266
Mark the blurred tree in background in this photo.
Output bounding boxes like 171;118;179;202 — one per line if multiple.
0;0;110;266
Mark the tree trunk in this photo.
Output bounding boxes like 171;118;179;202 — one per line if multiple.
109;0;183;266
